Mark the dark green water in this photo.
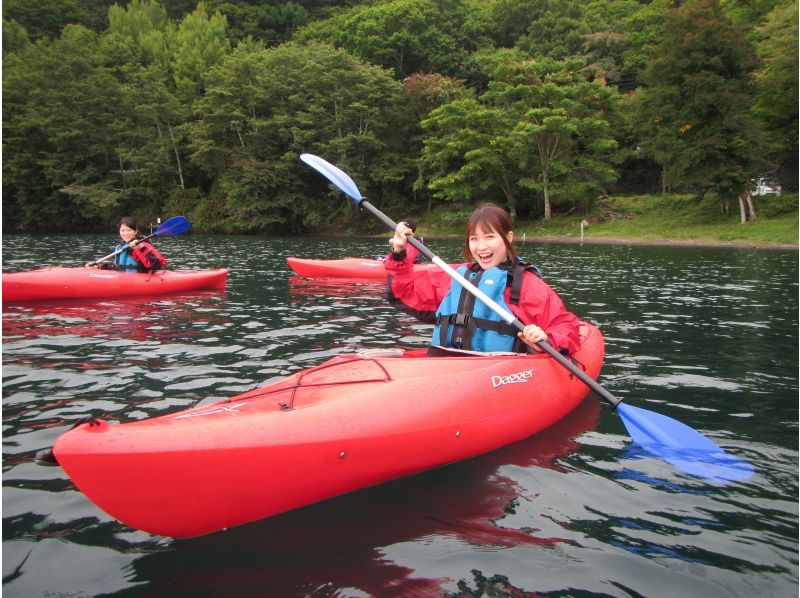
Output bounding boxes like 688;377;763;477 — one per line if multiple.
3;233;798;597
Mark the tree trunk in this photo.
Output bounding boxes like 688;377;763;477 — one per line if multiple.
334;100;342;139
499;174;516;220
166;120;185;190
745;192;757;222
117;150;126;190
543;186;552;221
738;193;748;224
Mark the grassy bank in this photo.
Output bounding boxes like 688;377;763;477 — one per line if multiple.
416;193;798;248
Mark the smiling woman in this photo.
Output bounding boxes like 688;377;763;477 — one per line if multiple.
85;216;172;272
385;202;582;356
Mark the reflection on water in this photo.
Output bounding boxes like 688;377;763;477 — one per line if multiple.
2;234;798;597
129;398;602;596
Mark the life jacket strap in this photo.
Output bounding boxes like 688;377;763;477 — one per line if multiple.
453;269;482;348
436;268;480;349
508;258;542;305
435;313;521;347
116;263;141;271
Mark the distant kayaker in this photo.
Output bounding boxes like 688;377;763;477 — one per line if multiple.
385;203;581;354
85;217;167;273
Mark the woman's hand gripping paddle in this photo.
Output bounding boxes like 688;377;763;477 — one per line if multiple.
88;215;191;267
300;153;754;483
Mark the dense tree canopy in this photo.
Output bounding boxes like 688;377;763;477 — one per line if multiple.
628;0;762;199
2;0;796;233
191;40;415;232
751;0;799;190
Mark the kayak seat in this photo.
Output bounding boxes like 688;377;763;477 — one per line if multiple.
357;348;405;359
426;345;522;358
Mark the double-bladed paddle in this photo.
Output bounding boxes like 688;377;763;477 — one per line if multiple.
300;152;754;483
88;215;191;267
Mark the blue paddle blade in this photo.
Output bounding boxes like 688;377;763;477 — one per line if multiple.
300;154;363;203
616;403;754;482
155;215;190;236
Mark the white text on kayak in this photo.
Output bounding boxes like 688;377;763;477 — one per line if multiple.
491;369;534;388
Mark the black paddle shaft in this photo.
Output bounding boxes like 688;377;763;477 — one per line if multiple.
359;199;622;409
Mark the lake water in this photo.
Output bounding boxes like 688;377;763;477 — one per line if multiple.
2;233;798;597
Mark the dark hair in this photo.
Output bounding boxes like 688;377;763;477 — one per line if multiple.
117;217;139;232
463;203;516;260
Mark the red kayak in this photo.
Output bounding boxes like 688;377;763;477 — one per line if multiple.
287;256;442;280
2;267;228;302
53;322;604;537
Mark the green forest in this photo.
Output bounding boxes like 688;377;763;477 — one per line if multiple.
3;0;797;234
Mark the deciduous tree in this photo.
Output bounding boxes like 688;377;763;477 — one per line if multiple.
419;51;619;220
172;3;231;103
191;41;416;232
752;0;798;191
628;0;762;219
3;25;133;230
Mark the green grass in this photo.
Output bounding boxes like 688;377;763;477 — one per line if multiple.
419;193;798;247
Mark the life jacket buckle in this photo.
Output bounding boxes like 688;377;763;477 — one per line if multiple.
453;313;471;327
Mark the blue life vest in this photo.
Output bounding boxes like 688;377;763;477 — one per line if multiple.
113;243;142;272
433;265;521;352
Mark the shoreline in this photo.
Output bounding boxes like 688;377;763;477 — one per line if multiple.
406;233;799;251
518;235;798;250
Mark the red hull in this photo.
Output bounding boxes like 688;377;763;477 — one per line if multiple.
287;256;442;280
2;267;228;302
54;323;604;538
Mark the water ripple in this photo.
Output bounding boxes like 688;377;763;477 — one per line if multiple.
2;234;797;597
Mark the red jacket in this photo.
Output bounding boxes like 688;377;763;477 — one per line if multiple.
131;241;166;271
98;240;167;273
385;245;582;354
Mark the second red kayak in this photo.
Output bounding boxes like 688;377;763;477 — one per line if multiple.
2;267;228;302
287;256;442;280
